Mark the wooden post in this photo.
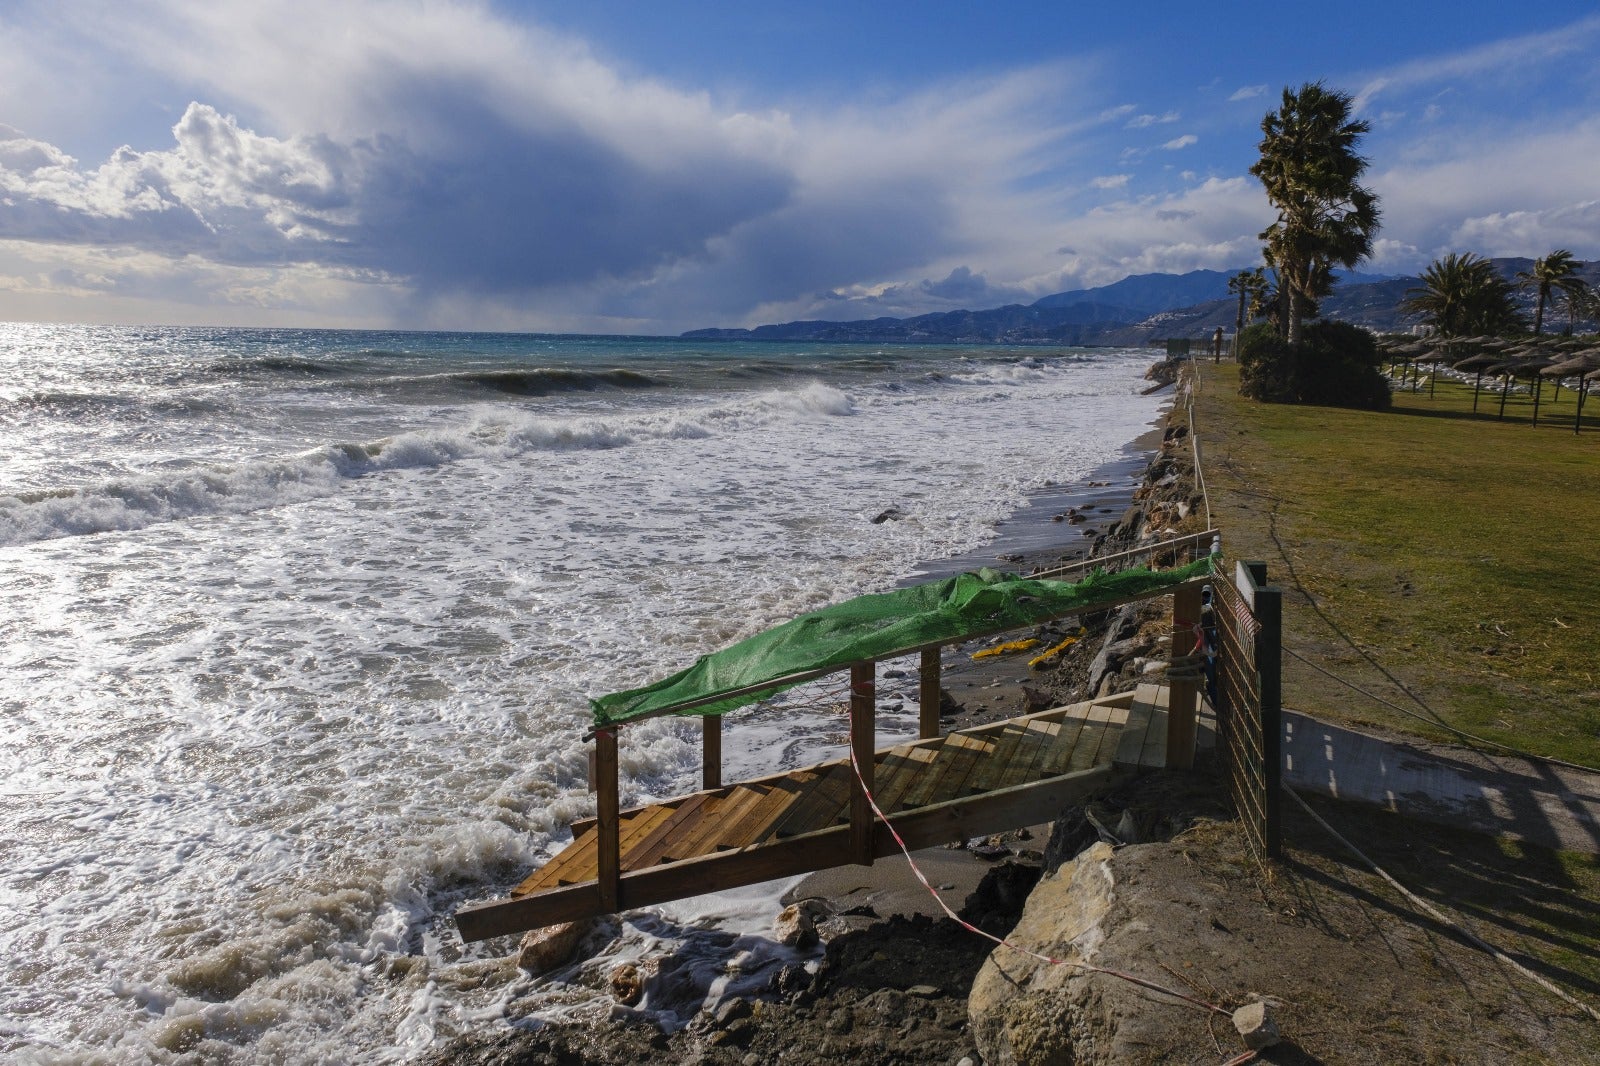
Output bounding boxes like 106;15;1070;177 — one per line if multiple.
850;661;876;866
702;714;722;791
1167;583;1203;769
919;647;941;740
1252;573;1283;859
595;727;621;913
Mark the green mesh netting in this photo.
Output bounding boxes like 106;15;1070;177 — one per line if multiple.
591;555;1215;727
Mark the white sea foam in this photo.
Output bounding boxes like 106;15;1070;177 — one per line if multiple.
0;334;1161;1064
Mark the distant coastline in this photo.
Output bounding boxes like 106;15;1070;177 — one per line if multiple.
682;257;1599;346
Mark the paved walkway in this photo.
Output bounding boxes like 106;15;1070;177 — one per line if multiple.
1282;710;1600;854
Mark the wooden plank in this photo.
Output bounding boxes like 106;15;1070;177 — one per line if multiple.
1011;713;1075;781
961;720;1027;797
925;731;998;804
521;832;595;892
1041;702;1124;776
714;780;798;850
622;793;717;868
664;785;769;860
702;714;722;791
873;742;941;814
1141;706;1170;770
455;764;1125;943
850;661;875;865
521;803;673;893
920;648;942;740
1064;700;1119;773
1113;689;1159;769
770;761;853;838
995;718;1061;791
1168;582;1203;769
594;728;619;912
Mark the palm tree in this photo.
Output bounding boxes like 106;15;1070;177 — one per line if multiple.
1227;268;1268;354
1517;250;1585;336
1559;281;1599;334
1250;82;1381;346
1401;253;1524;337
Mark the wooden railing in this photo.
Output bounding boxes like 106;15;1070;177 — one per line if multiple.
584;531;1221;905
1213;558;1283;859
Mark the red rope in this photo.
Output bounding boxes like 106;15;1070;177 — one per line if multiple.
843;711;1229;1018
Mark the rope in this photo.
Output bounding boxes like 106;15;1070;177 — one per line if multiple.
842;703;1230;1019
1282;646;1600;777
1284;785;1600;1023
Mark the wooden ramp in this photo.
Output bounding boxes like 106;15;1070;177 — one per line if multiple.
456;684;1175;942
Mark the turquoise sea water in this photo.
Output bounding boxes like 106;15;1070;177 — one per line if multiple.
0;323;1161;1063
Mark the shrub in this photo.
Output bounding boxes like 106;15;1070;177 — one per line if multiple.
1238;319;1390;409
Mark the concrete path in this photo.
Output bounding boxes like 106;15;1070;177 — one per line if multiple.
1282;710;1600;854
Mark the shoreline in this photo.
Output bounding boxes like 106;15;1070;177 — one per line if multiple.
426;369;1177;1065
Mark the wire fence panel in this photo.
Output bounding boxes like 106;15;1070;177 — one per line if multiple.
1213;560;1282;860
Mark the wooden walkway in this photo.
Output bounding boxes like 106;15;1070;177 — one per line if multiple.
456;684;1176;942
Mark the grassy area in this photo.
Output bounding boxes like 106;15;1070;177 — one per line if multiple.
1187;360;1600;767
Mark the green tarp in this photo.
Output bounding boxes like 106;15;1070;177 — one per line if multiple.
592;555;1215;727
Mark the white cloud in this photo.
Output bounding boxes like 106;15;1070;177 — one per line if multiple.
1125;111;1179;129
1092;174;1131;189
1351;14;1600;113
1228;85;1267;102
1161;134;1198;150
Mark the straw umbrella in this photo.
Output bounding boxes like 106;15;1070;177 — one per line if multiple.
1452;351;1504;412
1543;350;1600;433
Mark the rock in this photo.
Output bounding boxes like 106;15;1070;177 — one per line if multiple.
968;843;1118;1065
1020;684;1054;711
715;997;754;1025
515;919;592;974
871;507;905;524
1233;1000;1281;1049
1114;809;1141;844
775;899;828;949
608;958;659;1006
906;984;940;998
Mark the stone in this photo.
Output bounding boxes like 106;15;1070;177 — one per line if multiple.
775;899;828;949
515;919;592;975
1232;1000;1281;1049
715;997;754;1025
608;958;659;1006
871;507;905;524
968;843;1118;1065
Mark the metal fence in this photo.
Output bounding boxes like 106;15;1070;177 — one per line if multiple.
1213;559;1282;859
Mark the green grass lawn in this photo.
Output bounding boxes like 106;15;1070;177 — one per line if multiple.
1188;360;1600;766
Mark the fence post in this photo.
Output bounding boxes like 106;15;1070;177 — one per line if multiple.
850;661;876;866
702;714;721;791
919;648;941;740
595;727;621;912
1167;582;1203;769
1254;577;1283;859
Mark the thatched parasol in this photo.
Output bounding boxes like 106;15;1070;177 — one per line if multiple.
1452;351;1506;412
1493;357;1556;423
1543;350;1600;433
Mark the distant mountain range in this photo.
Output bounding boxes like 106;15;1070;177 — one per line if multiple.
682;260;1599;344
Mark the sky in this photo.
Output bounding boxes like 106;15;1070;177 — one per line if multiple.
3;1;1600;334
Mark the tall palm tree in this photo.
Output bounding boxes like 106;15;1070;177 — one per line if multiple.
1401;253;1524;337
1227;268;1268;348
1250;82;1381;346
1517;250;1585;335
1559;281;1599;335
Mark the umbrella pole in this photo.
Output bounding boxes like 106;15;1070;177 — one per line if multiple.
1578;380;1589;435
1498;373;1510;419
1533;376;1542;426
1472;370;1483;413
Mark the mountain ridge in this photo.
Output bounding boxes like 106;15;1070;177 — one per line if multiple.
682;260;1590;344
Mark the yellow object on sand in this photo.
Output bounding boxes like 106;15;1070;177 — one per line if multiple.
1027;627;1087;668
971;638;1040;661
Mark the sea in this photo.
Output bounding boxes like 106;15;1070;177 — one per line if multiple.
0;323;1164;1063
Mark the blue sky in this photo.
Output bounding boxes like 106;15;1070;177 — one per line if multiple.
3;1;1599;333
